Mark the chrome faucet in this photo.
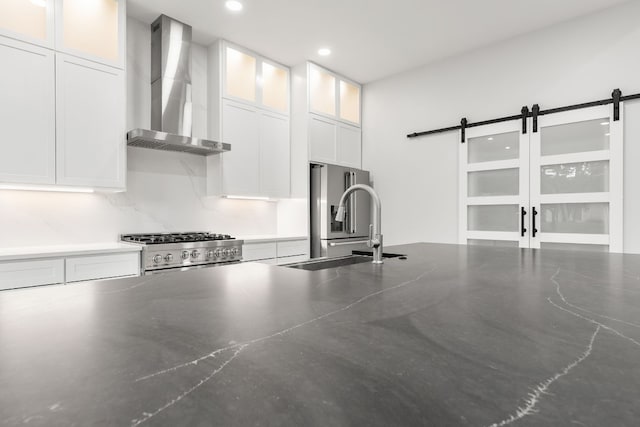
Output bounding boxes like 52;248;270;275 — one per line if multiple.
335;184;383;264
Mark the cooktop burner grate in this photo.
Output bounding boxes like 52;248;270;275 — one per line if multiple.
121;232;234;244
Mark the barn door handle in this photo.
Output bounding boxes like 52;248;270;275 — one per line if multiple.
532;207;539;237
520;207;527;237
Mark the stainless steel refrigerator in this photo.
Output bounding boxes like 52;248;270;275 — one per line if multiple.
310;163;372;258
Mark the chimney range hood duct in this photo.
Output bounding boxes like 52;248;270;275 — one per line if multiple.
127;15;230;156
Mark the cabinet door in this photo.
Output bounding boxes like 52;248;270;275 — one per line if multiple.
221;100;260;196
55;0;126;69
242;242;277;261
0;38;55;184
56;54;125;188
260;112;290;198
0;258;64;291
308;114;337;164
0;0;54;48
336;123;361;168
65;252;140;282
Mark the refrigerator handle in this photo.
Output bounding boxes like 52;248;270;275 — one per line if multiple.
349;172;357;234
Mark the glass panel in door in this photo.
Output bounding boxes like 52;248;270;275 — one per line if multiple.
0;0;50;43
61;0;119;62
226;47;257;102
261;61;288;112
309;65;336;116
530;105;622;252
460;123;529;248
339;80;360;124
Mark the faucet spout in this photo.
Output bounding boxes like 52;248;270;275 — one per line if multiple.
335;184;383;264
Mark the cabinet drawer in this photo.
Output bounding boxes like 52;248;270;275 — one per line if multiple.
277;240;308;257
66;253;140;283
242;243;277;261
0;258;64;290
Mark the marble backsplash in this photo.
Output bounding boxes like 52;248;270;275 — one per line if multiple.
0;148;283;248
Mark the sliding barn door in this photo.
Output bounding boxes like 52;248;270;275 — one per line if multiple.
529;105;623;252
459;121;530;248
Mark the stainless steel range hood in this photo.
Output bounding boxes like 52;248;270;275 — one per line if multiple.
127;15;230;156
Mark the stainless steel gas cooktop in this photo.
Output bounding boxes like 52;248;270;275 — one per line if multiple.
121;232;243;274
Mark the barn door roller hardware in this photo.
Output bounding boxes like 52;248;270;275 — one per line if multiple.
406;88;640;143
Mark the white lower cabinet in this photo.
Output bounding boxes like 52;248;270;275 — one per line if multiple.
56;54;125;189
242;239;308;265
65;253;140;283
242;242;277;262
276;240;308;258
0;259;65;291
0;251;140;291
0;38;56;184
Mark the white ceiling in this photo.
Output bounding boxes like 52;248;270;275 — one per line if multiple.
127;0;629;84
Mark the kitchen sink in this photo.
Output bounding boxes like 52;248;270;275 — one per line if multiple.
284;252;405;271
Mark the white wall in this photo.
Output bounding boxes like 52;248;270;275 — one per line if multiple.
0;18;280;248
362;1;640;253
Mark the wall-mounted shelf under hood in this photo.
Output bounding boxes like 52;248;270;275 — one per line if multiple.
127;129;230;156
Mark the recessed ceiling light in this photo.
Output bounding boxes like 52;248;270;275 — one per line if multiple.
225;1;243;12
505;146;511;150
487;137;494;141
605;133;611;136
600;121;609;126
318;48;331;56
30;0;46;7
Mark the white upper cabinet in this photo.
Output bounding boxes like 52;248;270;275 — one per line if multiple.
222;42;289;114
0;1;126;191
56;54;125;188
55;0;126;69
0;0;125;69
305;63;362;168
308;63;361;126
0;38;55;184
210;41;291;198
220;100;291;198
0;0;54;48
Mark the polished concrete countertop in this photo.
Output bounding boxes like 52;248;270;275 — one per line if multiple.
1;243;639;426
